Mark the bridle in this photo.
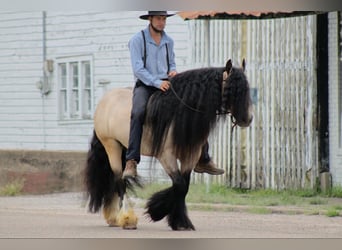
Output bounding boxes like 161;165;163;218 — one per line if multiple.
219;68;238;131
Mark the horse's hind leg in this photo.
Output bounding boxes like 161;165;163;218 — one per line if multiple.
101;138;124;176
85;132;123;227
103;192;120;226
101;138;138;229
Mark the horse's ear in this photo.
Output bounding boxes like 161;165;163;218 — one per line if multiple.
225;59;232;73
242;58;246;71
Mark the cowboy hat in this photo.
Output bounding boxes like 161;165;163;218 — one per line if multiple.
139;11;175;20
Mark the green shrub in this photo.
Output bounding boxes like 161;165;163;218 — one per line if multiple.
326;209;340;217
0;179;24;196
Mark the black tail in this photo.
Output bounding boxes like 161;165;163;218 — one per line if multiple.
84;131;125;213
145;172;195;230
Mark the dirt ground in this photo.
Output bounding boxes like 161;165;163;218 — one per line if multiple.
1;192;342;238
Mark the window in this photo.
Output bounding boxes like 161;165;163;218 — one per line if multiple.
57;56;93;120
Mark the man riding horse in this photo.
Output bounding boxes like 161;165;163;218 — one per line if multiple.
123;11;224;178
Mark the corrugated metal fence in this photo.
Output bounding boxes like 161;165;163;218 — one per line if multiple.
190;15;319;189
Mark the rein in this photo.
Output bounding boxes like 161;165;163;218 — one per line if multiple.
169;82;205;113
230;116;237;133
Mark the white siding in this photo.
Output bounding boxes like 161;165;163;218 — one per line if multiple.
0;11;189;152
0;12;45;150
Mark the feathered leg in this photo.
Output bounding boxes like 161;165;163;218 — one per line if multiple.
146;170;194;230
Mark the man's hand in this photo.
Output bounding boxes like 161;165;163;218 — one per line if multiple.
160;71;176;92
160;80;170;92
168;71;177;78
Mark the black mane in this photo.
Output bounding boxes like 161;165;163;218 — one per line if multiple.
146;67;225;160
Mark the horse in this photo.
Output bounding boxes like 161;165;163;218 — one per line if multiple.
84;59;253;230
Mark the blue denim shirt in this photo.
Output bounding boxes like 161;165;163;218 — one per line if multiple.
128;25;176;88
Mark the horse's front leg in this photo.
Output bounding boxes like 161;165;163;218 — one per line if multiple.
165;149;202;230
167;170;194;230
146;151;197;230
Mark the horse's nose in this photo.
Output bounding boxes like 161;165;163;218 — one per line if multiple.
239;112;253;127
240;116;253;127
248;115;253;125
246;106;254;125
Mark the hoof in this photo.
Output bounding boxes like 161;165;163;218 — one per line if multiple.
107;219;120;227
171;222;195;231
175;227;195;231
108;223;120;227
122;224;137;230
117;208;138;230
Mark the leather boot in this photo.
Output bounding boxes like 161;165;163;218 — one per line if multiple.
194;160;224;175
123;159;137;178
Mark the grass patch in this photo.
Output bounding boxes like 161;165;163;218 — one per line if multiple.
265;201;279;206
0;179;24;196
309;198;327;205
325;209;340;217
291;189;318;198
132;183;342;216
331;205;342;210
131;182;169;199
328;186;342;198
304;210;320;216
247;207;272;214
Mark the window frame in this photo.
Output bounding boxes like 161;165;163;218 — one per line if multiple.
56;55;94;122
